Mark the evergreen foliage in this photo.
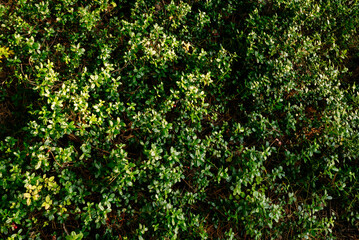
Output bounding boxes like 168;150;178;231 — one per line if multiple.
0;0;358;239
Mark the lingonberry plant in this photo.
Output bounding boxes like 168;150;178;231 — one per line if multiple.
0;0;358;239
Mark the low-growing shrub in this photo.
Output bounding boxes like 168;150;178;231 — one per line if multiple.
0;0;358;239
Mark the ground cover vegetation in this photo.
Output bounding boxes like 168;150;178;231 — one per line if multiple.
0;0;358;239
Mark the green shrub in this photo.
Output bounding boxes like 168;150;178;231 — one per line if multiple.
0;0;358;239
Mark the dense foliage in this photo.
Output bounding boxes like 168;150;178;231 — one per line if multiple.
1;0;358;239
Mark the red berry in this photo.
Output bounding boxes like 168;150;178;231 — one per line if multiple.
12;223;17;229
